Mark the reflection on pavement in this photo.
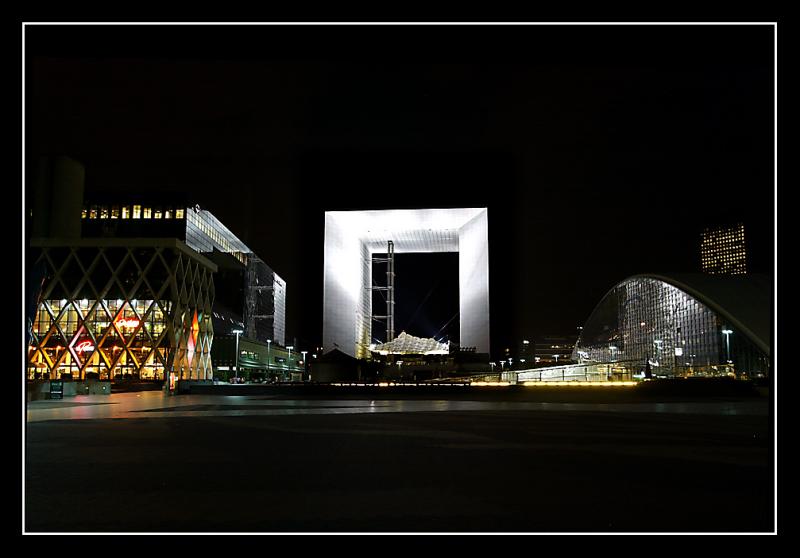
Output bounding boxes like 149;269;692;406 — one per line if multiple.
25;391;769;423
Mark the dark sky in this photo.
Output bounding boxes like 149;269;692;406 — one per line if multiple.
25;24;775;358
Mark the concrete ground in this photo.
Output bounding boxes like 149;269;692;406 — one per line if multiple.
24;387;774;533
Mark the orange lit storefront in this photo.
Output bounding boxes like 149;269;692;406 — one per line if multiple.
27;238;217;382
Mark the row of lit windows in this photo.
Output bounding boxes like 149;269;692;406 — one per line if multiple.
82;205;186;220
702;231;744;238
701;245;745;252
702;259;746;266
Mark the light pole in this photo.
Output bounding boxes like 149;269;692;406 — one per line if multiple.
722;329;733;364
266;339;272;381
489;362;496;373
301;350;308;381
553;354;560;365
287;345;294;379
232;329;243;382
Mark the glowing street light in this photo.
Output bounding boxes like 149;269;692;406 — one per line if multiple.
722;329;733;363
287;345;294;375
232;329;244;380
266;339;272;379
301;350;308;380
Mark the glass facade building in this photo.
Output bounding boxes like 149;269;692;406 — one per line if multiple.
81;201;286;346
27;239;217;381
572;274;770;379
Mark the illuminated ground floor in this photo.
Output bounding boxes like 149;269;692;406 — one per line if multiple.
27;239;217;382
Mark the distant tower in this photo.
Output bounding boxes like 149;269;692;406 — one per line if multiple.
700;223;747;275
32;156;85;239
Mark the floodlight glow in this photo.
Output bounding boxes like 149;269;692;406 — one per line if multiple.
323;208;490;358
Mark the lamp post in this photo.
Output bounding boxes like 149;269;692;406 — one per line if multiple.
287;345;294;379
266;339;272;381
232;329;243;382
301;350;308;381
722;329;733;364
553;354;560;365
489;362;496;373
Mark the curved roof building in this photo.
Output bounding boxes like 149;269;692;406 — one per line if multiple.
572;273;771;378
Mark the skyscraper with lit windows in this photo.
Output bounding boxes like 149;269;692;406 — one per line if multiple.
700;223;747;275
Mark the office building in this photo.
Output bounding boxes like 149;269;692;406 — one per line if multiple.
701;223;747;275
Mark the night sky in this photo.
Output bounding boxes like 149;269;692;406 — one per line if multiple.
25;24;775;358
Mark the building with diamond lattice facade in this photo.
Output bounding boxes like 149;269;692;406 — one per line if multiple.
27;238;217;381
25;156;284;384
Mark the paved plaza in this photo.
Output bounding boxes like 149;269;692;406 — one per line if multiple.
24;389;774;533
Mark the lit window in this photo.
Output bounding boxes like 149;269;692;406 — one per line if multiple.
164;208;172;219
81;208;87;219
175;208;185;219
111;206;120;219
143;207;152;219
89;206;98;219
122;206;130;219
100;206;109;219
133;205;141;219
154;208;163;219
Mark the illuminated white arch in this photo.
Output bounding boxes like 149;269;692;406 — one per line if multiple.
323;208;489;358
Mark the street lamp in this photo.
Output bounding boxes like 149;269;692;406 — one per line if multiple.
301;350;308;380
232;329;243;381
722;329;733;364
287;345;294;377
266;339;272;380
553;354;560;364
489;362;496;373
